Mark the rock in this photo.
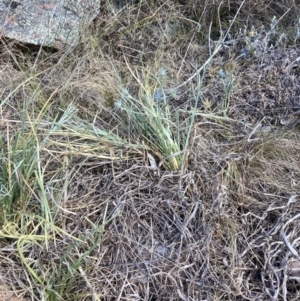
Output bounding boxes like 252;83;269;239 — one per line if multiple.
0;0;100;49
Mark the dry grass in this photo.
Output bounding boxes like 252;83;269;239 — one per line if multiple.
1;0;300;300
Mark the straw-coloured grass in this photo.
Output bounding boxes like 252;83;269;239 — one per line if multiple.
1;0;300;300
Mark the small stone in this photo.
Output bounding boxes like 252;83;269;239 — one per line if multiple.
0;0;100;48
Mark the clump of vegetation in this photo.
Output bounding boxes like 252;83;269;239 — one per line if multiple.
0;0;300;300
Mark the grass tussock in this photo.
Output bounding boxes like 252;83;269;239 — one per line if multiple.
1;0;300;300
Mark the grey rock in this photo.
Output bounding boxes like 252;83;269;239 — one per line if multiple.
0;0;100;48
